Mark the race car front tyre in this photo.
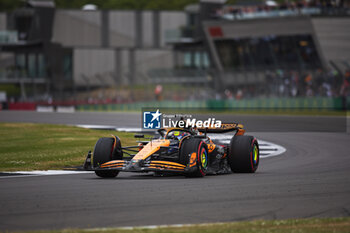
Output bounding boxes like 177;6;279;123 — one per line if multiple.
93;137;121;178
228;135;259;173
179;138;209;177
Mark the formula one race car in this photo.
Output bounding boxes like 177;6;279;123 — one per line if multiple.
83;123;259;178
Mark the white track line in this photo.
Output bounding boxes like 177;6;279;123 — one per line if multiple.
75;124;118;130
258;141;286;158
87;222;227;231
76;125;143;132
0;170;92;179
115;127;143;132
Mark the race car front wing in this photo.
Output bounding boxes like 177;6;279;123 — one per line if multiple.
83;151;191;173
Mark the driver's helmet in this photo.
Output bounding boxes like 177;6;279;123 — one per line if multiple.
173;131;186;140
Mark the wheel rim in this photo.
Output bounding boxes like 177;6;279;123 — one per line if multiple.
200;148;208;169
253;144;258;165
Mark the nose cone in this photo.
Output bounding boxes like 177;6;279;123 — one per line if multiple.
125;159;142;170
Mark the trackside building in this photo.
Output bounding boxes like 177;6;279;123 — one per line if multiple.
0;0;349;100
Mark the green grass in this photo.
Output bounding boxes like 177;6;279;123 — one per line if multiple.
0;123;135;171
11;217;350;233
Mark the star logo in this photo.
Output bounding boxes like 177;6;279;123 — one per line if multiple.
150;109;161;122
143;109;162;129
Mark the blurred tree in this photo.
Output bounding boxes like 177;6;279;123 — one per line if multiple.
0;0;23;11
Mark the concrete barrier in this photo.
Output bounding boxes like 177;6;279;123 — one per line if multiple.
56;106;75;113
36;106;55;112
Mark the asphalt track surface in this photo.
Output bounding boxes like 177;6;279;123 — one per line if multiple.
0;111;350;231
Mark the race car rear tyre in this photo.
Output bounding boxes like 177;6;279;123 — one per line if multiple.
228;136;259;173
179;138;208;177
93;137;122;178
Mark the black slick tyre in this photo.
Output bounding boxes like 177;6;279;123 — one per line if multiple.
228;135;259;173
93;137;122;178
179;138;209;177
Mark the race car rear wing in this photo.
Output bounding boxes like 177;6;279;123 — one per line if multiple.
197;123;245;135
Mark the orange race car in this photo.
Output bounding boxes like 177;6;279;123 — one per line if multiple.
83;123;259;178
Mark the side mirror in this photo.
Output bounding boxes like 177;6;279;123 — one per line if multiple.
134;134;144;138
